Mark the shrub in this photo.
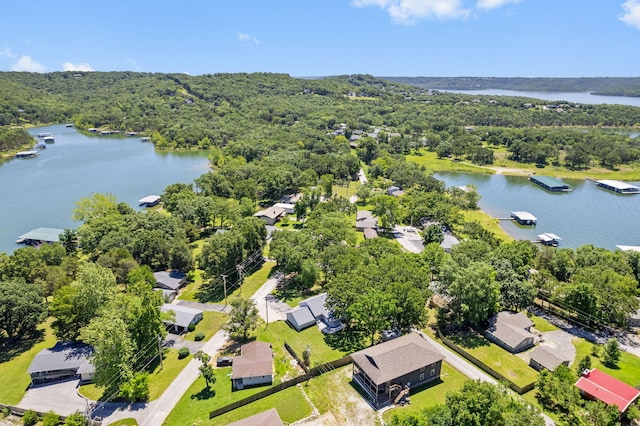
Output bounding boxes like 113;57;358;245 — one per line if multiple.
43;411;60;426
187;323;196;332
22;410;39;426
0;407;10;418
64;412;88;426
178;347;190;358
194;331;205;341
119;373;150;402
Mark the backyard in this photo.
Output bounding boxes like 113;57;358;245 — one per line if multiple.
182;311;228;342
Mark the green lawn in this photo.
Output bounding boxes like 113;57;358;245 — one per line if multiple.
257;321;347;366
448;332;539;387
107;418;138;425
459;209;513;242
382;362;469;422
176;240;206;302
332;181;361;199
79;348;192;401
213;385;312;424
529;315;559;333
0;318;58;405
239;261;276;298
573;339;640;386
182;311;228;342
407;150;494;174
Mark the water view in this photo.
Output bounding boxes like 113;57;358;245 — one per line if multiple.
446;89;640;108
0;124;210;254
436;172;640;250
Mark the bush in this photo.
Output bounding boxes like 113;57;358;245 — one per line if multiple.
187;323;196;332
178;347;190;359
22;410;39;426
0;407;9;419
194;331;205;341
43;411;60;426
119;373;150;402
64;412;88;426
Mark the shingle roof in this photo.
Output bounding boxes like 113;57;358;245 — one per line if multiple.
27;342;93;375
154;270;187;290
287;306;316;328
161;304;202;329
356;210;378;229
232;341;273;379
254;206;286;220
351;333;443;385
227;408;283;426
488;311;535;349
530;346;565;371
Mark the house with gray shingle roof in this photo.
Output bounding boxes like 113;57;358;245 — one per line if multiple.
356;210;378;231
27;342;94;384
351;332;443;408
231;341;273;391
487;311;535;353
161;304;203;334
227;408;283;426
153;270;187;291
529;346;569;372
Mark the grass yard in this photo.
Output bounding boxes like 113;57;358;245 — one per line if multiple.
79;348;192;401
382;362;469;423
0;318;58;405
213;385;312;424
332;181;361;199
448;331;539;387
407;150;494;174
164;372;267;426
460;209;513;242
529;315;559;333
182;311;228;342
107;418;138;425
239;261;276;298
573;339;640;387
177;240;207;302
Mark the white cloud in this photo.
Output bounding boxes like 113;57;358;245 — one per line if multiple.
476;0;520;10
620;0;640;29
352;0;470;23
11;55;45;72
238;32;260;45
63;62;94;72
0;47;16;58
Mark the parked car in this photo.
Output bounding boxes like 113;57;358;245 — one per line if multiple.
216;356;233;367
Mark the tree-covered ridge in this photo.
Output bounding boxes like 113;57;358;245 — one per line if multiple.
382;76;640;97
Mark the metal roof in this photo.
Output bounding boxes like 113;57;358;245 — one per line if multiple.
575;369;640;412
511;211;537;221
596;180;640;191
161;304;203;329
530;175;570;189
18;227;64;243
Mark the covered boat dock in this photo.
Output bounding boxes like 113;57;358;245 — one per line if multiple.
594;180;640;194
511;211;537;225
538;233;562;247
139;195;161;207
16;227;64;246
529;175;571;192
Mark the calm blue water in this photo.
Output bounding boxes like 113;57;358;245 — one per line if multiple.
436;172;640;250
446;89;640;108
0;124;210;254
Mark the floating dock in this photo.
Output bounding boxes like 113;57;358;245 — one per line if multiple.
16;227;64;246
529;175;572;192
593;179;640;194
139;195;161;207
15;150;40;159
537;233;562;247
511;211;537;225
616;245;640;252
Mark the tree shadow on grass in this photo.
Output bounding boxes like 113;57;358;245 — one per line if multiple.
448;330;490;349
191;386;216;400
0;329;45;363
325;331;368;353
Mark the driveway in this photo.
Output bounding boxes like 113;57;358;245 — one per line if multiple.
18;378;89;416
393;226;424;254
251;272;288;323
540;330;576;364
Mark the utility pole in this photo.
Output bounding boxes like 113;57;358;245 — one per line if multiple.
221;274;228;306
236;264;244;296
157;335;163;369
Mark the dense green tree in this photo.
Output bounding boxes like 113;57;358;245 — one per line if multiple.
603;338;620;367
0;279;46;339
444;262;500;326
423;224;444;245
224;298;260;342
348;289;396;346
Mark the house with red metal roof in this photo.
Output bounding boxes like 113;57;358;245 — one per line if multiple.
575;368;640;412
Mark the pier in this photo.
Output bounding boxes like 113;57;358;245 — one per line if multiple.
510;211;537;226
537;233;562;247
16;227;64;246
590;179;640;194
529;175;572;192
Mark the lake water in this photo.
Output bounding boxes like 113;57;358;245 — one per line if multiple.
436;172;640;250
0;124;210;254
446;89;640;108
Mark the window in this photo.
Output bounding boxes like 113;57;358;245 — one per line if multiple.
419;373;425;381
420;366;425;372
430;368;436;376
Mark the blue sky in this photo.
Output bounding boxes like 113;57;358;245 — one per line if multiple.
1;0;639;77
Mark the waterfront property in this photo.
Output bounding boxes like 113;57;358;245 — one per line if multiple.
231;341;274;391
351;332;444;409
486;311;535;353
43;136;55;144
15;150;40;159
538;233;562;247
139;194;161;207
160;304;203;334
510;211;537;225
594;179;640;194
27;342;94;385
529;175;571;192
575;368;640;412
16;227;64;246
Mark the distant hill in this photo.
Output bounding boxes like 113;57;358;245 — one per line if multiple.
379;77;640;97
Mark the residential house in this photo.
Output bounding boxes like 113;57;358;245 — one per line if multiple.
286;292;344;334
161;304;203;334
575;369;640;412
387;186;405;197
231;341;273;390
486;311;535;353
273;203;295;215
254;206;286;226
355;210;378;232
153;270;187;291
27;342;94;384
441;234;460;253
227;408;283;426
154;288;177;303
351;333;444;409
529;346;569;371
363;227;378;239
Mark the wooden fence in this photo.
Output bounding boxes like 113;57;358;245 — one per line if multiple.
437;329;536;395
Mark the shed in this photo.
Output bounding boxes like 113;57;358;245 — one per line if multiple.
161;304;203;334
231;341;273;390
27;342;94;384
575;369;640;412
529;346;569;371
153;270;187;291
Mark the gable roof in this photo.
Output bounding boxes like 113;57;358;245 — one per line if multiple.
495;311;534;329
530;346;566;371
287;306;316;327
300;292;329;319
254;206;286;220
488;311;535;349
227;408;283;426
351;333;443;385
232;341;273;379
154;270;187;290
161;304;202;329
575;369;640;412
27;342;93;375
356;210;378;229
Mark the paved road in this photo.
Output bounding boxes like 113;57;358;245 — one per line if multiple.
251;273;289;323
174;300;231;313
393;226;424;254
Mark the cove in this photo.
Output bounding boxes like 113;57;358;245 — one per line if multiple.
436;172;640;251
0;124;210;254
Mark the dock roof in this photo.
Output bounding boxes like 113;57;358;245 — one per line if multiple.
138;195;160;204
18;227;64;243
511;211;537;221
616;245;640;252
596;180;640;191
538;233;561;242
530;175;571;189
